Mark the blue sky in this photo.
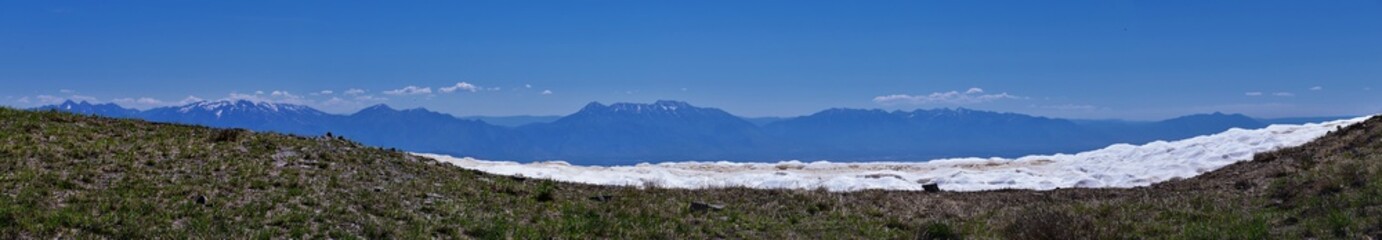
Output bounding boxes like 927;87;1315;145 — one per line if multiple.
2;1;1380;120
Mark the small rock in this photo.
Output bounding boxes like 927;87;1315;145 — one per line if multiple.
922;183;941;193
690;201;724;212
589;195;615;202
272;149;299;162
1233;180;1254;190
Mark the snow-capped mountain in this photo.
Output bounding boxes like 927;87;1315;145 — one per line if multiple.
171;100;324;117
571;100;728;117
141;100;335;135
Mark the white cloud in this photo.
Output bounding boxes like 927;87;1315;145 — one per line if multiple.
541;90;553;95
224;90;310;105
26;94;99;106
34;95;66;105
354;95;388;101
440;82;485;93
226;92;263;101
112;97;165;105
1248;91;1294;97
1309;86;1323;91
525;84;532;89
68;95;98;102
873;87;1021;105
320;97;350;106
59;89;75;94
344;89;366;95
110;96;201;109
179;96;204;104
12;93;203;109
383;86;433;95
271;90;296;98
310;90;334;96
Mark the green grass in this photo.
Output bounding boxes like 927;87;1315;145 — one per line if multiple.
1;107;1379;239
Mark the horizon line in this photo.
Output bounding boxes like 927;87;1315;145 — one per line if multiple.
17;98;1364;122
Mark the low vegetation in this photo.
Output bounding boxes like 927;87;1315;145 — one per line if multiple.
1;107;1378;239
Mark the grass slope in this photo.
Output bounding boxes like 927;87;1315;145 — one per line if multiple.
1;108;1378;239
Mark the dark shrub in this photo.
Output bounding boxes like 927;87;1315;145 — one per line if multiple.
211;129;245;143
918;222;960;240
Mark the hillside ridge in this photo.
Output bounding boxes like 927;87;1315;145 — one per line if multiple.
1;107;1378;238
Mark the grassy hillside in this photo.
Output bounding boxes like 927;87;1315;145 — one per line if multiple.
1;107;1378;239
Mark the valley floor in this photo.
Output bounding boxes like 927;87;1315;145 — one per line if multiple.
1;108;1379;239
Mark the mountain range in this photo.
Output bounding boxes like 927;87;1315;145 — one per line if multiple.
32;99;1349;165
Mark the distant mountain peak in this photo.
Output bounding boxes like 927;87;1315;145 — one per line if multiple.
172;99;318;117
582;100;713;115
351;104;461;121
32;99;137;117
553;100;750;126
54;99;126;109
580;102;607;111
652;100;692;107
56;100;93;109
360;104;396;112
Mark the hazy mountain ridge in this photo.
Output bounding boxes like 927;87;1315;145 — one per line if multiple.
461;115;562;127
33;99;1343;164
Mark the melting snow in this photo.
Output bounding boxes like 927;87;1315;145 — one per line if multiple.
416;116;1371;192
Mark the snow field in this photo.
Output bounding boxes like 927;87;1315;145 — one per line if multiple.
417;116;1370;192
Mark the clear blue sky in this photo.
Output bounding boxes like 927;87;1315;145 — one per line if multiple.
2;1;1380;120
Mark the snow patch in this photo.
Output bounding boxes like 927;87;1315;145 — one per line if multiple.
416;116;1371;192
